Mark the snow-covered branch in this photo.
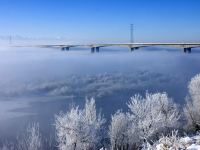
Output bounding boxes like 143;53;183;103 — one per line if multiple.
55;98;106;150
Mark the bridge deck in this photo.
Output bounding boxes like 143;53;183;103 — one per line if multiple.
39;43;200;48
14;43;200;53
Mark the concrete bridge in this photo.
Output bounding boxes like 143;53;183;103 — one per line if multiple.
38;43;200;53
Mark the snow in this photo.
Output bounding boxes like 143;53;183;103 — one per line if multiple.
156;144;165;150
187;144;200;150
152;135;200;150
180;137;194;148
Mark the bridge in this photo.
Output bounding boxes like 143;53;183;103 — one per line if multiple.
32;43;200;53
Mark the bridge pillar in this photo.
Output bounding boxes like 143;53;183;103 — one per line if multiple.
184;48;192;53
61;47;70;51
96;47;100;52
91;47;95;53
65;47;70;51
130;47;135;52
187;48;192;53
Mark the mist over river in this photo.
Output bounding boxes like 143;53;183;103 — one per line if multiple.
0;47;200;139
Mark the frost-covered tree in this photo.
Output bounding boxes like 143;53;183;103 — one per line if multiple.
155;93;180;130
128;92;180;142
0;141;15;150
109;110;130;150
184;74;200;131
108;92;179;149
17;122;42;150
55;98;106;150
55;106;83;150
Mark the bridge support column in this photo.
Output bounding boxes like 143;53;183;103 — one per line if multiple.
65;47;70;51
96;47;100;52
91;47;95;53
130;47;135;52
61;47;70;51
184;48;192;53
187;48;191;53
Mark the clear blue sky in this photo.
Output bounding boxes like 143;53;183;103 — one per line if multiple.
0;0;200;43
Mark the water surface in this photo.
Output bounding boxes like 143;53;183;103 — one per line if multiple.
0;47;200;139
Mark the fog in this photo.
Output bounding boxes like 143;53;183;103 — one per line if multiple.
0;47;200;139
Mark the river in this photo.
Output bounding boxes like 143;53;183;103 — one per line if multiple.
0;46;200;139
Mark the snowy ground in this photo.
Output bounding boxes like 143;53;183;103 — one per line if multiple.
153;133;200;150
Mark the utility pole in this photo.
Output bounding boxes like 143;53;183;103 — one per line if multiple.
130;24;134;43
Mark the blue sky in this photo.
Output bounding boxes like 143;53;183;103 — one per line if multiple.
0;0;200;43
